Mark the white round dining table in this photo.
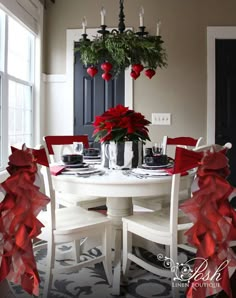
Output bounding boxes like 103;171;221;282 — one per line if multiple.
52;169;190;295
52;169;177;224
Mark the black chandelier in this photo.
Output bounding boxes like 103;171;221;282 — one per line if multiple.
75;0;167;81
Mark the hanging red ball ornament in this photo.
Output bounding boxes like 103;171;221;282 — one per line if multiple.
87;66;98;77
130;70;140;80
101;62;113;73
132;63;144;74
102;72;112;81
145;69;156;79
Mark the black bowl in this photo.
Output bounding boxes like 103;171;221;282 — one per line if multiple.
83;148;100;156
61;154;83;165
144;154;169;166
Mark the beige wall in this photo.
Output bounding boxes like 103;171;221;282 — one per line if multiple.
42;0;236;144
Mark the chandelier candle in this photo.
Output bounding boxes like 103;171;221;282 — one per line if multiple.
139;6;144;27
100;7;106;26
82;17;87;35
156;21;161;36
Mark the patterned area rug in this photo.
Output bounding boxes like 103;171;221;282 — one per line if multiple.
8;245;194;298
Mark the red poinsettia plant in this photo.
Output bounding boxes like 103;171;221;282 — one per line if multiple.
93;104;151;143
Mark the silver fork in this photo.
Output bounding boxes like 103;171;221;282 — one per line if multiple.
122;170;147;179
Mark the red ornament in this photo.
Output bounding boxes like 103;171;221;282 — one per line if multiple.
130;70;140;80
145;69;156;79
102;72;112;81
132;63;144;74
87;66;98;77
101;62;113;73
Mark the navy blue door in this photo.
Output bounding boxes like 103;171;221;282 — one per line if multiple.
215;39;236;186
74;46;124;145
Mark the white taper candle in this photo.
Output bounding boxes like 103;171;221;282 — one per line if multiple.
156;21;161;36
82;16;87;34
100;7;106;25
139;6;144;27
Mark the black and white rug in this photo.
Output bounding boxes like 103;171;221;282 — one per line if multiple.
7;245;194;298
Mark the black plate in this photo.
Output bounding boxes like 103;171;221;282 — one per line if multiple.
140;163;173;170
65;163;89;168
61;154;83;165
83;155;101;160
83;148;100;156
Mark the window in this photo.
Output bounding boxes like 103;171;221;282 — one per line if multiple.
0;8;35;170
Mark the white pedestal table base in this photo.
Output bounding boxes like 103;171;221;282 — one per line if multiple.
106;197;133;295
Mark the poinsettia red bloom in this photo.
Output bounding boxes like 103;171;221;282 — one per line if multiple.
93;104;151;143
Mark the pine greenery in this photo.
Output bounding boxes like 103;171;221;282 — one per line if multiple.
75;31;167;76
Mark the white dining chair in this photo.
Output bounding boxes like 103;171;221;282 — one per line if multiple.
34;145;113;297
122;143;233;298
44;135;106;209
132;136;204;211
123;149;194;298
161;135;204;158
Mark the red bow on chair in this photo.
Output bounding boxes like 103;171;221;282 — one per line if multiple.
177;146;236;298
10;145;49;167
172;147;203;174
0;145;50;296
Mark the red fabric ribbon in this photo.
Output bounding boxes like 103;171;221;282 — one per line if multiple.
173;146;203;173
0;145;50;296
178;146;236;298
11;146;49;167
167;136;199;146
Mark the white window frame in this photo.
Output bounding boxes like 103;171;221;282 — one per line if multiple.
0;1;43;171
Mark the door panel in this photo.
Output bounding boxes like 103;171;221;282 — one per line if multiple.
215;39;236;186
74;48;124;144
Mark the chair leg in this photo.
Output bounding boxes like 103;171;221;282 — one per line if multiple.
102;224;113;285
74;240;81;263
165;245;170;258
171;280;180;298
122;221;132;278
42;240;54;297
112;228;122;295
170;242;179;298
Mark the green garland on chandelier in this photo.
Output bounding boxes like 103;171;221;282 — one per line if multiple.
75;31;167;78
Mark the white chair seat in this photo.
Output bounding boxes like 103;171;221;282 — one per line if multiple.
123;208;193;242
38;206;110;234
55;191;106;209
132;190;190;211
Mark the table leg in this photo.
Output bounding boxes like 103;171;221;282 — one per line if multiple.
106;197;133;295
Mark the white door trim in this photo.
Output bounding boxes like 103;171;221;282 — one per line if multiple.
207;26;236;144
66;28;133;120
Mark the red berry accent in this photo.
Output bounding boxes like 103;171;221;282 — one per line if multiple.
87;66;98;77
132;63;144;74
102;72;112;81
145;69;156;79
101;62;113;73
130;70;140;80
